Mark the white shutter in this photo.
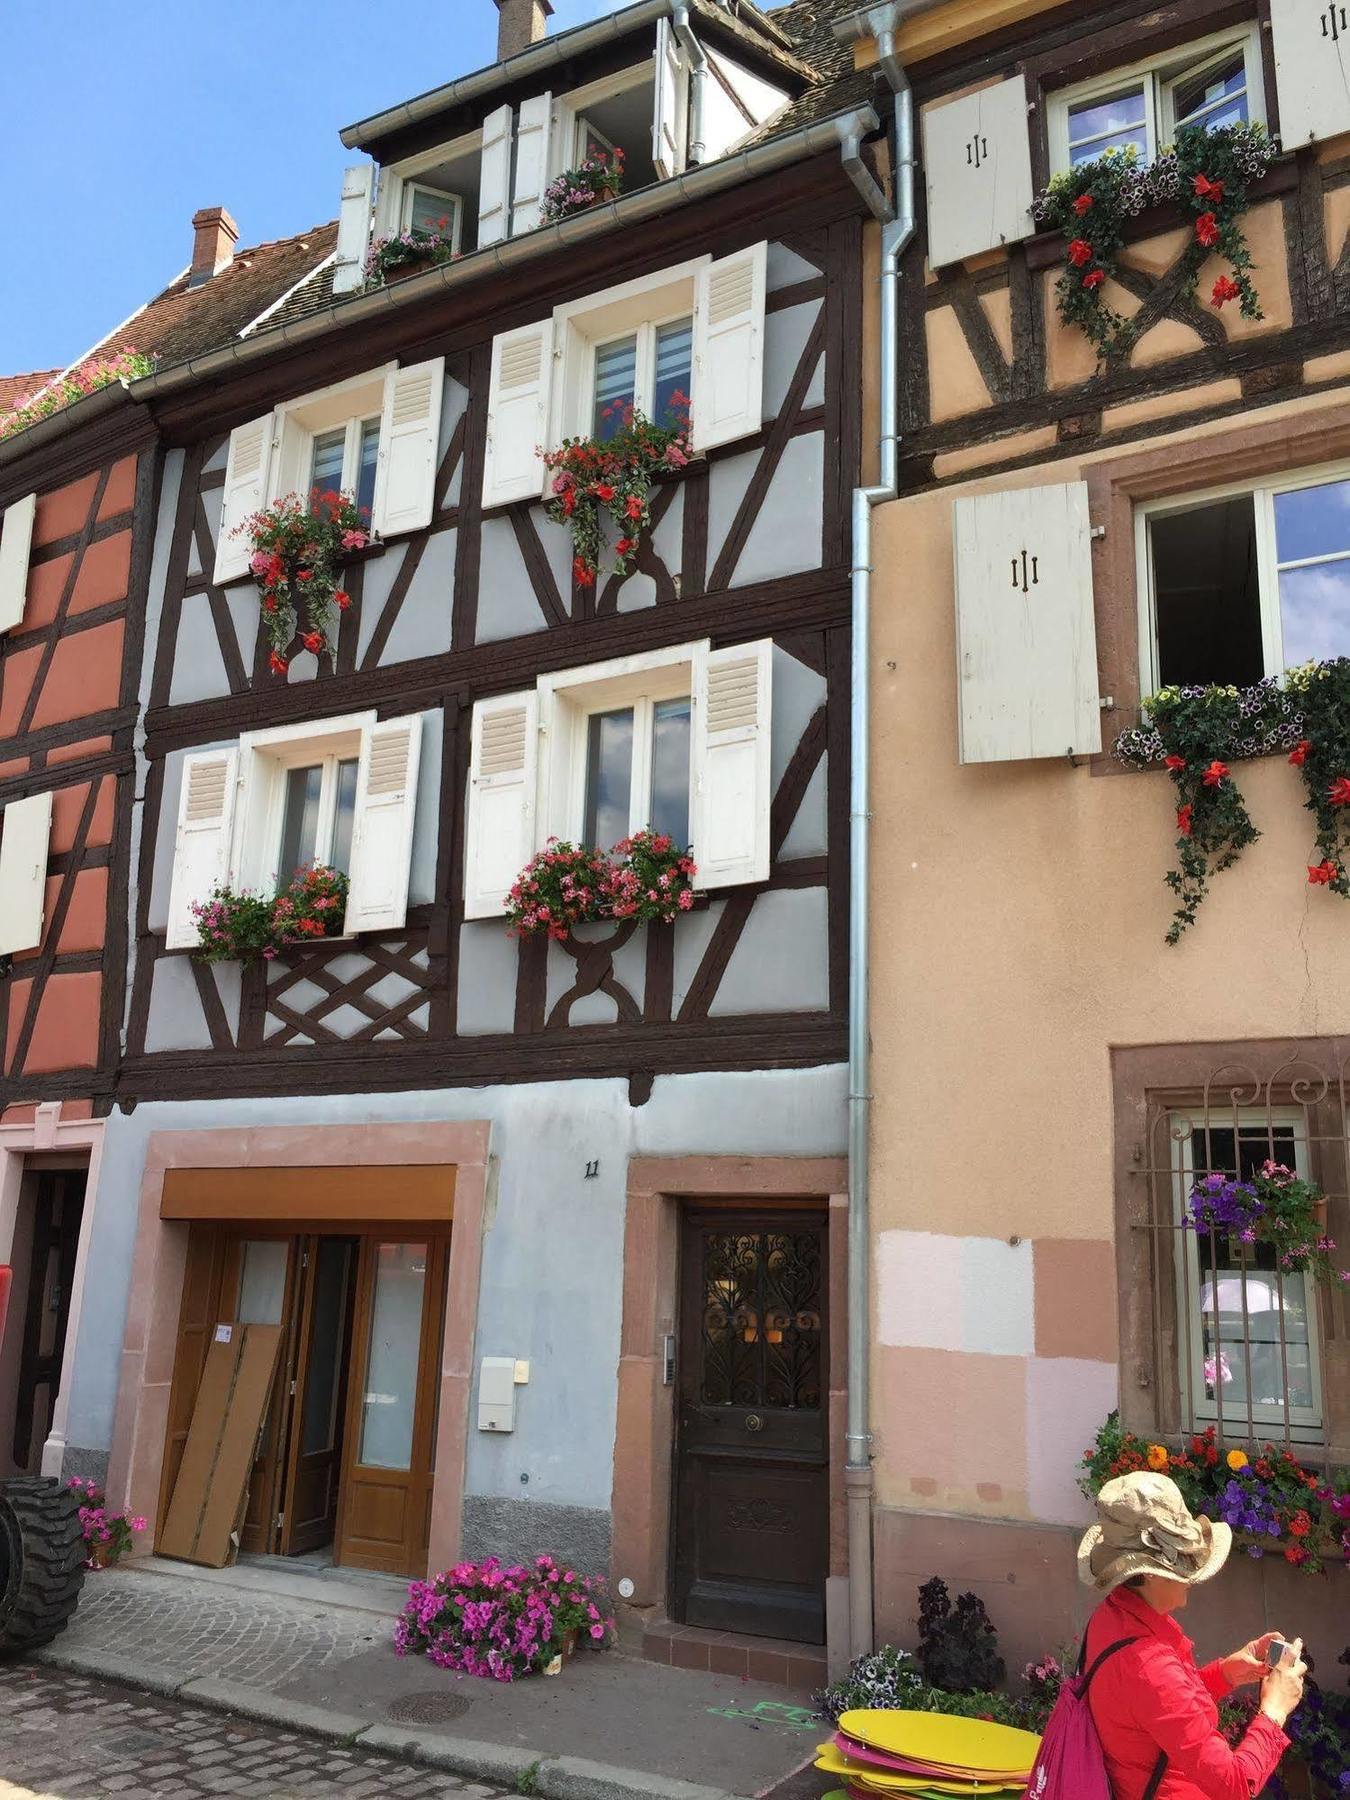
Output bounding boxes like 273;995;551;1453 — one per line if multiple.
479;102;513;247
922;77;1034;268
690;640;772;889
1270;0;1350;147
333;162;375;295
0;491;37;635
213;415;274;585
652;17;689;178
372;357;445;538
511;93;554;236
953;481;1101;764
0;791;53;956
344;715;422;934
691;241;767;452
464;690;539;920
165;749;239;949
482;321;555;509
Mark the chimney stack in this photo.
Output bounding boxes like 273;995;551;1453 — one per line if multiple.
494;0;553;61
189;206;239;287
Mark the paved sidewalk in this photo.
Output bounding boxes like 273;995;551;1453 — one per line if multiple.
37;1563;829;1800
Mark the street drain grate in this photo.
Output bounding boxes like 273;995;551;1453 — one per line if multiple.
105;1729;168;1757
386;1692;473;1726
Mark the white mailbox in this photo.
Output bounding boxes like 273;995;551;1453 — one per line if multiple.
478;1356;519;1432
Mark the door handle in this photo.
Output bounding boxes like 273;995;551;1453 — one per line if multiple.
745;1413;764;1432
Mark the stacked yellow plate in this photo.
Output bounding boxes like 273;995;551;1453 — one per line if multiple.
815;1709;1040;1799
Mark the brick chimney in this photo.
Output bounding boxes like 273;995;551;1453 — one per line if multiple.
494;0;553;60
189;206;239;287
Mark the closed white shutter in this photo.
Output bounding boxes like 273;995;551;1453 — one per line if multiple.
371;357;445;538
479;102;513;246
0;790;53;956
0;491;37;635
511;93;554;236
953;481;1101;764
333;162;375;295
1270;0;1350;147
482;321;555;508
464;690;539;919
652;17;689;178
213;415;274;585
691;241;767;452
165;749;240;949
922;77;1034;268
690;640;772;888
344;715;422;934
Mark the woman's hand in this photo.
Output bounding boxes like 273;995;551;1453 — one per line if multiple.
1259;1637;1307;1729
1222;1632;1285;1688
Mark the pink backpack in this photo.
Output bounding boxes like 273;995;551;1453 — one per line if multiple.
1026;1637;1167;1800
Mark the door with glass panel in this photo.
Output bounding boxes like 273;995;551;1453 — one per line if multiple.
279;1236;358;1555
334;1237;449;1574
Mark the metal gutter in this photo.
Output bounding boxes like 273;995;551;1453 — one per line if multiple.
125;106;880;406
0;380;137;476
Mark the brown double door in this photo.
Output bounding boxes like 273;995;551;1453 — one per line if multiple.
163;1228;447;1576
672;1208;829;1644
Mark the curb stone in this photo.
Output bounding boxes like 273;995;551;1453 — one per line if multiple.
534;1758;750;1800
35;1642;188;1698
357;1724;540;1785
179;1677;368;1742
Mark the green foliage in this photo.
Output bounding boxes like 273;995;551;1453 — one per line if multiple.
0;349;156;443
191;865;350;962
1286;658;1350;895
1146;684;1260;943
542;406;692;587
916;1577;1006;1695
241;489;370;672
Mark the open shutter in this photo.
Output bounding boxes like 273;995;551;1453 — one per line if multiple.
0;791;53;956
691;241;767;452
922;77;1034;268
464;690;538;920
482;321;555;509
0;491;37;635
344;715;422;934
1270;0;1350;147
479;102;513;246
953;481;1101;764
511;93;554;236
213;415;274;585
690;640;772;889
652;17;689;177
333;162;375;295
371;357;445;538
165;749;239;949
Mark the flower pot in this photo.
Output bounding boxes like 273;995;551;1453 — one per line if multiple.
598;184;618;203
86;1539;117;1570
384;260;430;285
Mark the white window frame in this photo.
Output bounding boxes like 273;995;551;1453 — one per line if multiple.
400;181;464;252
1169;1106;1326;1443
375;128;481;240
308;413;381;506
554;62;651;178
588;313;693;440
538;644;695;845
1135;458;1350;695
1048;26;1265;176
235;712;374;901
272;366;392;515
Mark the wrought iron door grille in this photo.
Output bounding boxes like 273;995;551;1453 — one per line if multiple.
699;1229;823;1411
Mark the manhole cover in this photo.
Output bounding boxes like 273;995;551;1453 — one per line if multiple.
105;1729;168;1757
385;1692;473;1726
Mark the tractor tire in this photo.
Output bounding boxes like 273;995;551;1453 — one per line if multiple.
0;1476;86;1655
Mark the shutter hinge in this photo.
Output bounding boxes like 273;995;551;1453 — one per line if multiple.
276;1512;285;1530
1090;524;1106;540
289;1379;297;1397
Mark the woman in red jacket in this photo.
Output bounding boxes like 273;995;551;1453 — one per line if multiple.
1078;1471;1306;1800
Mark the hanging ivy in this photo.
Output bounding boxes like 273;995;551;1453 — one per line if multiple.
1032;123;1277;364
541;404;692;588
1285;658;1350;894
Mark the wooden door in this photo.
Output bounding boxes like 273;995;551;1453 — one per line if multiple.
223;1235;300;1556
279;1236;357;1556
159;1223;227;1530
672;1210;829;1643
11;1171;86;1473
334;1236;447;1575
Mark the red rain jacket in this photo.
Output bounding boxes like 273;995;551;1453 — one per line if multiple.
1084;1586;1289;1800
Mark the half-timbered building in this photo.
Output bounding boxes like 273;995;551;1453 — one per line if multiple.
0;0;886;1676
860;0;1350;1670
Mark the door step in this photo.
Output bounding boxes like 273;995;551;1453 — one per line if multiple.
642;1619;826;1690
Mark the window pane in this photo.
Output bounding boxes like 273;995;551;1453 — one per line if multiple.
329;758;360;877
653;318;693;432
650;696;692;845
1278;563;1350;666
1068;87;1148;162
594;335;637;440
355;418;380;520
310;426;346;498
1151;497;1263;687
302;1239;352;1457
584;709;634;848
1173;56;1248;130
358;1243;426;1471
237;1240;288;1326
409;188;453;234
279;765;324;881
1274;479;1350;565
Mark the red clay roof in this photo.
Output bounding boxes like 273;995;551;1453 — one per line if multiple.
0;371;61;412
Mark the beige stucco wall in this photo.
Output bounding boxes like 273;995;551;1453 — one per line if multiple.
867;390;1350;1533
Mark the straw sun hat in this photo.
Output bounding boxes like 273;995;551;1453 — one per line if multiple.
1077;1471;1233;1593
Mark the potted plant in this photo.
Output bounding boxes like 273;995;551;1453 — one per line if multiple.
67;1478;147;1570
542;400;693;587
540;148;625;225
393;1554;615;1682
190;865;350;963
506;835;698;938
236;489;367;673
364;221;459;286
1184;1163;1342;1282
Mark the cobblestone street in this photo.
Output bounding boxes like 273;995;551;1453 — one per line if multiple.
0;1667;511;1799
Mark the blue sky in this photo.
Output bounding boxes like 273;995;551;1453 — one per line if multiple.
1;0;717;378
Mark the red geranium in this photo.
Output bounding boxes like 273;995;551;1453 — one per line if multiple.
1193;174;1225;203
1067;238;1093;267
1201;760;1229;787
1177;803;1194;838
1289;740;1311;766
268;651;288;676
1163;754;1187;772
1329;776;1350;806
1195;212;1220;248
1308;861;1337;885
1082;269;1105;291
1072;194;1093;215
1211;275;1240;307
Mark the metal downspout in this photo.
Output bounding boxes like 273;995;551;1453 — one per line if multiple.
845;19;914;1662
672;3;708;166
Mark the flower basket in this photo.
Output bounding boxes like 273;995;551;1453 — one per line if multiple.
364;225;459;287
507;834;697;938
191;865;350;963
542;405;693;587
237;490;368;672
541;149;626;225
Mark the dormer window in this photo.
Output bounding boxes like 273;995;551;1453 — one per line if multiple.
374;129;482;258
1050;26;1264;174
